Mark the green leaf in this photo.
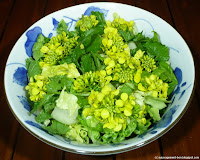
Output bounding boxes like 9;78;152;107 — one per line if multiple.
26;58;42;79
59;56;73;64
45;75;74;94
36;111;51;123
57;19;68;34
80;26;104;47
43;120;70;135
44;102;56;112
118;29;134;42
86;35;102;53
77;96;89;107
151;31;160;42
144;41;169;62
31;94;54;113
32;34;49;60
119;83;136;95
153;61;178;95
80;54;96;73
91;11;106;26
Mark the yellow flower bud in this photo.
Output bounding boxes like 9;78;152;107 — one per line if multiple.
36;81;43;89
115;99;124;107
93;103;98;108
106;68;112;75
124;108;132;116
153;91;158;98
125;102;133;109
40;46;49;53
82;108;91;117
101;109;110;119
101;85;112;95
149;74;156;81
138;83;146;92
114;124;122;132
103;123;115;129
80;44;84;49
112;89;119;96
141;118;146;124
99;70;106;77
32;88;39;96
97;93;105;102
121;93;128;101
108;60;115;67
118;57;125;64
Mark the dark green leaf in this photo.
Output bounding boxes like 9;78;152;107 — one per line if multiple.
45;75;74;94
118;29;134;42
91;11;106;26
31;94;54;113
77;96;89;107
57;19;69;34
36;111;51;123
144;41;169;62
80;54;96;73
26;58;42;79
43;120;70;135
86;35;102;53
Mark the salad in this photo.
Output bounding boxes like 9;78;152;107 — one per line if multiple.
25;11;178;144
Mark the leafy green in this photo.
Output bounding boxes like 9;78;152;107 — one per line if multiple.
51;87;80;125
79;26;104;47
77;96;89;107
153;61;178;95
91;11;106;26
119;82;136;95
26;58;42;79
85;35;102;53
36;111;51;123
118;29;134;42
32;34;50;60
134;120;151;135
45;75;74;94
43;120;70;135
144;41;169;62
66;124;89;143
151;31;160;42
31;94;54;113
80;54;96;73
57;19;68;34
88;129;100;143
130;31;169;62
79;115;103;132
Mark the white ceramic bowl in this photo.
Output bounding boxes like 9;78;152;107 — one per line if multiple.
4;2;195;155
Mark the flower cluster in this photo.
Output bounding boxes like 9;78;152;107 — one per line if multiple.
76;14;99;32
102;25;137;83
82;85;136;132
25;75;48;102
133;104;147;125
40;32;78;68
141;55;157;72
107;13;134;31
73;70;112;92
138;74;169;98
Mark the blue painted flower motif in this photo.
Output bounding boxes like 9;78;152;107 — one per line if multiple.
13;67;28;86
52;18;59;30
17;96;30;112
84;6;109;18
25;26;43;57
171;67;192;100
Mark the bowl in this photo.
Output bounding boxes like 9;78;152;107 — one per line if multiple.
4;2;195;155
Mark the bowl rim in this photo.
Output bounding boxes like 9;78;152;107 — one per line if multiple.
4;2;196;155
